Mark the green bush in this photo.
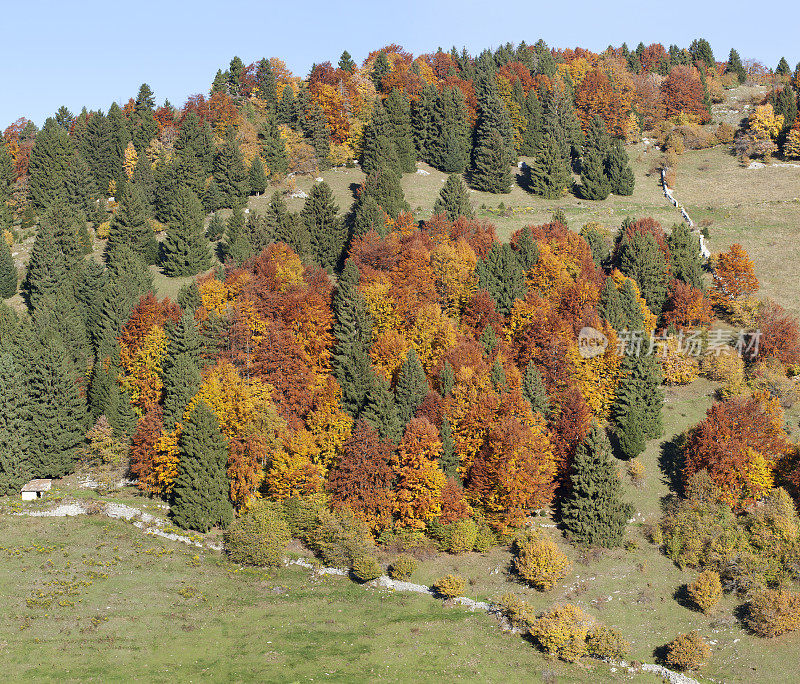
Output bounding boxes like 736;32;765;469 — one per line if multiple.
310;510;374;568
282;494;327;542
746;588;800;637
388;554;418;581
433;574;466;598
513;529;571;591
447;518;478;553
224;500;291;567
664;630;710;670
473;525;496;552
587;625;630;659
352;554;383;582
496;592;536;630
687;570;722;612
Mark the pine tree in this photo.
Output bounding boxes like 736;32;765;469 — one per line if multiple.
433;174;474;220
361;375;402;443
255;58;278;106
161;188;211;277
0;351;30;495
213;130;248;209
439;414;459;479
726;49;747;84
412;84;438;162
439;361;454;397
301;181;346;271
606;140;635;195
613;352;663;458
332;261;374;417
32;291;90;371
514;226;540;270
522;360;549;417
23;330;87;478
616;231;669;315
22;220;69;311
520;89;544;156
476;243;526;315
27;118;73;210
276;85;296;126
167;311;204;364
561;424;632;547
470;94;515;192
0;235;17;299
266;191;309;258
394;349;429;426
338;50;356;73
207;212;224;241
490;359;507;391
371;53;390;90
162;353;201;429
480;324;498;356
248;156;268;196
776;57;791;77
106;183;159;264
87;355;137;438
668;223;704;289
384;90;416;173
528;133;571;199
306;103;330;170
579;118;612;200
130;84;158;153
171;402;233;532
360;100;399;176
258;113;288;175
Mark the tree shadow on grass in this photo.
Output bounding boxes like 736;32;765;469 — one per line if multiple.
659;433;685;496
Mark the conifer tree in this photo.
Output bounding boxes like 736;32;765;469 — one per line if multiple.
301;181;346;271
350;195;385;238
255;58;278;106
476;243;526;315
130;84;158;153
439;414;459;479
514;226;539;270
361;375;402;443
579;118;612;200
598;278;626;330
360;100;399;176
22;220;68;311
87;355;137;438
23;331;87;478
171;402;233;531
384;90;416;173
668;223;704;289
528;133;571;199
161;188;211;277
248;156;268;196
613;352;663;458
480;324;498;356
32;291;90;371
520;89;544;156
394;349;429;426
338;51;356;73
776;57;791;77
276;85;296;126
106;183;159;264
431;88;470;173
174;112;215;177
726;48;747;84
522;360;549;417
206;212;224;241
213;130;248;209
0;235;17;299
490;360;507;391
371;52;391;90
306;103;330;170
0;351;30;495
258;113;288;175
162;353;201;429
332;261;374;417
561;424;632;547
616;231;669;314
167;312;204;364
606;140;635;195
266;191;309;258
439;361;454;397
412;84;438;162
433;174;474;221
27;117;73;210
470;93;515;192
0;139;16;211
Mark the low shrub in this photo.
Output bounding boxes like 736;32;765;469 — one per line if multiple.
282;494;327;543
688;570;722;612
310;509;374;569
664;630;710;670
448;518;478;553
388;554;418;581
496;592;536;630
351;554;383;582
434;574;466;598
225;500;291;567
586;624;630;660
745;588;800;637
513;529;571;591
473;524;496;552
529;604;594;662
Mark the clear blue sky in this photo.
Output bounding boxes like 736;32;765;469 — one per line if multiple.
3;0;798;129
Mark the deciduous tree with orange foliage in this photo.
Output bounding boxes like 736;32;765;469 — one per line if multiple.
710;243;759;314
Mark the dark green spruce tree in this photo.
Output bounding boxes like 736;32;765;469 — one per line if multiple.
27;117;73;210
476;243;526;315
433;174;474;221
394;349;429;426
161;188;211;277
606;140;635;196
613;352;663;459
667;223;704;289
248;156;268;196
213;129;249;209
528;133;571;199
385;90;416;173
301;181;347;271
726;48;747;84
0;351;31;495
171;401;233;532
522;359;549;417
470;94;514;193
579;118;612;200
439;414;459;479
361;375;402;443
0;235;17;299
106;183;159;264
561;424;633;547
616;230;669;315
